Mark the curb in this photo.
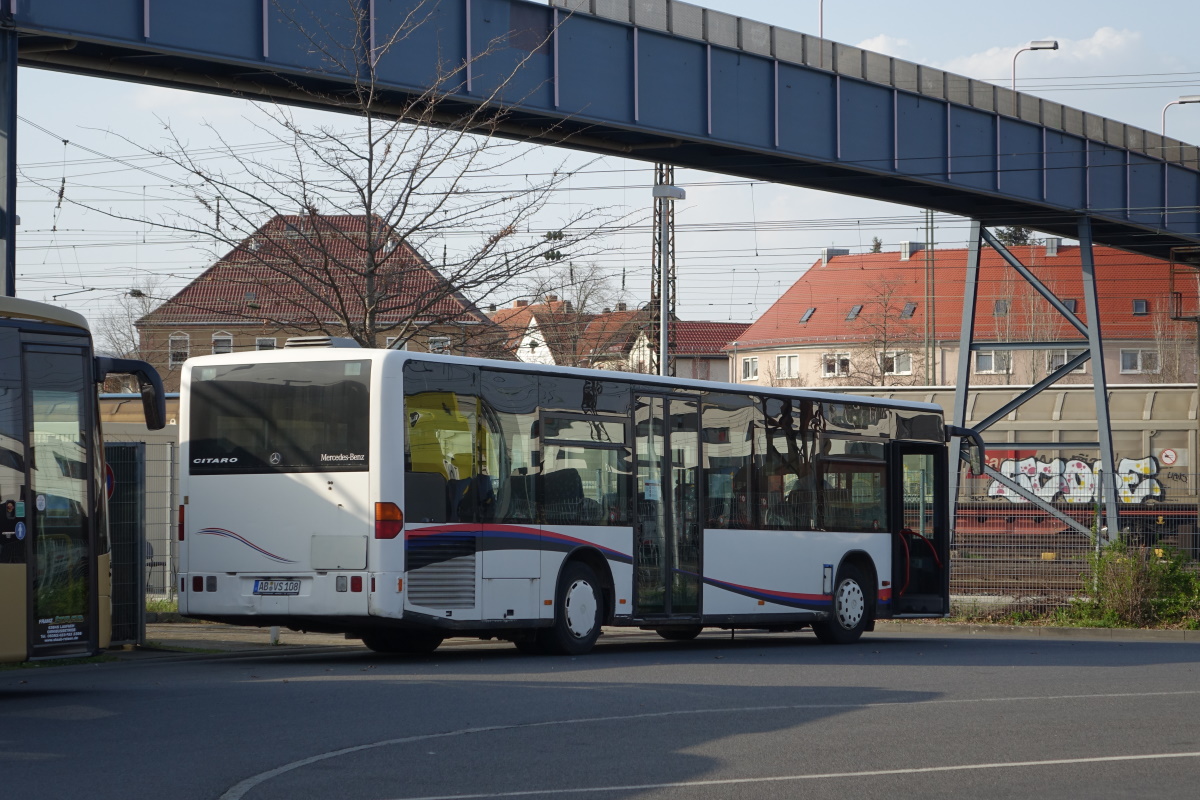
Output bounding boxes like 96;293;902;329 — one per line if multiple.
875;621;1200;642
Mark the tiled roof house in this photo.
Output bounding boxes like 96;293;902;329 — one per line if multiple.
137;214;494;389
729;239;1192;388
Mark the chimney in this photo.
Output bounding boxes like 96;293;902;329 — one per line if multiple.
899;241;924;261
565;300;574;312
821;247;849;265
486;304;497;312
616;302;628;312
544;294;559;303
1044;237;1061;257
602;307;612;314
514;300;529;308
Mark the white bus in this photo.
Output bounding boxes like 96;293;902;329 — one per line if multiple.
179;346;975;655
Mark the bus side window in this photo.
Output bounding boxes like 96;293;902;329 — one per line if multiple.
480;369;539;525
702;393;754;529
404;362;480;524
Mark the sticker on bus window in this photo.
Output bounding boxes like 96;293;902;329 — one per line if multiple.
35;495;46;512
345;362;362;376
14;501;24;517
14;522;25;541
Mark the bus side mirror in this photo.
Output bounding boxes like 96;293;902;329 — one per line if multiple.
946;425;985;475
95;357;167;431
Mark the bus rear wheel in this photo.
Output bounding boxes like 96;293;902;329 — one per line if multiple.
539;561;603;655
812;564;871;645
362;631;444;655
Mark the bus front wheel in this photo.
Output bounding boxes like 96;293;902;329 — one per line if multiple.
812;564;871;645
540;561;603;655
362;631;444;655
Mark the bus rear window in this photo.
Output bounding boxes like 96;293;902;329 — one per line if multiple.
189;360;370;474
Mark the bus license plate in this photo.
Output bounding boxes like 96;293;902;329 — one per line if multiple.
253;580;300;596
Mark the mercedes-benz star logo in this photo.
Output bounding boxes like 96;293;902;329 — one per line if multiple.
269;452;282;465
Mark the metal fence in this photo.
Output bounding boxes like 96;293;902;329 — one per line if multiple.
951;472;1200;614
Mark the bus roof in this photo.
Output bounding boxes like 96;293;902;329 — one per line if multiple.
183;348;944;415
0;296;90;331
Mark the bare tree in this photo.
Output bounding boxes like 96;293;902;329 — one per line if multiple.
841;278;925;387
52;1;629;349
94;276;167;359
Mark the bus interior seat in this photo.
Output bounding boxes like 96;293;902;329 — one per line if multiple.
544;468;583;523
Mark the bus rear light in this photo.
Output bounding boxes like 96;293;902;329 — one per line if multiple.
206;576;217;592
181;577;186;594
350;576;363;593
397;578;403;592
371;577;376;593
374;502;403;539
192;576;203;593
336;576;347;592
178;505;185;541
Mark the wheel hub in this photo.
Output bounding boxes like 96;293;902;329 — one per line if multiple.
564;579;597;639
834;579;865;629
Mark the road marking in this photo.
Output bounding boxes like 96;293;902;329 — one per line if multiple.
219;689;1200;800
381;752;1200;799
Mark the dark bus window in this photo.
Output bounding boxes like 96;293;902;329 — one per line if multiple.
543;415;627;445
480;369;538;524
822;401;891;437
190;360;370;474
702;393;754;529
819;438;888;532
754;396;817;530
404;361;479;524
542;443;632;525
540;376;630;415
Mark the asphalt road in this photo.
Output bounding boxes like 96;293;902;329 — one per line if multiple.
3;627;1200;800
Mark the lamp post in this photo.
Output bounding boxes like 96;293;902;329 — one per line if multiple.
1011;40;1058;91
652;183;685;377
1162;95;1200;139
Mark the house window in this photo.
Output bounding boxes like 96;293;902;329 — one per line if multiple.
428;336;452;354
168;333;189;368
976;350;1012;374
255;337;277;351
1064;299;1078;313
1121;349;1159;374
741;357;759;380
1132;299;1149;316
900;302;917;319
881;351;912;376
846;305;862;321
776;354;798;378
994;299;1009;316
800;307;816;323
385;336;408;350
1048;349;1087;373
211;332;233;355
822;353;850;377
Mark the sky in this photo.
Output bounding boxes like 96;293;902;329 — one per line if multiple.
13;0;1200;335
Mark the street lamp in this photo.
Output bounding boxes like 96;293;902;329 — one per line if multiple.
1162;95;1200;138
1011;40;1058;91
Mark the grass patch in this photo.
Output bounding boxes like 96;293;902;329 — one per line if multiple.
1063;541;1200;628
143;642;224;655
146;597;178;614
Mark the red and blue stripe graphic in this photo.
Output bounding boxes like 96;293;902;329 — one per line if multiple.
405;524;893;613
196;528;297;564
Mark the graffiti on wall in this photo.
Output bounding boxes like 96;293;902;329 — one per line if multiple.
987;456;1164;505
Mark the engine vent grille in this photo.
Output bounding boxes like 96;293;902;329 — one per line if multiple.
407;556;476;609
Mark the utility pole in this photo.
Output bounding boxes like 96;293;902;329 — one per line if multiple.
649;164;684;376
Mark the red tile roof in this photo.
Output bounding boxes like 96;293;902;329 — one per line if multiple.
137;215;488;328
733;244;1177;350
671;321;750;355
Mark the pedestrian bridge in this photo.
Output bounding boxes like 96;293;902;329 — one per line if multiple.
7;0;1199;258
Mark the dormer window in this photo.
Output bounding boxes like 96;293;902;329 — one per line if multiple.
1132;299;1148;315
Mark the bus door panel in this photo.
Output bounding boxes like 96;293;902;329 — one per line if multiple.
634;394;701;618
890;444;949;616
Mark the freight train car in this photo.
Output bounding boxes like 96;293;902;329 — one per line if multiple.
839;384;1198;546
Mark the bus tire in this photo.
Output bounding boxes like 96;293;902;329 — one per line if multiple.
540;561;603;655
362;631;444;655
812;564;871;645
656;626;703;641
